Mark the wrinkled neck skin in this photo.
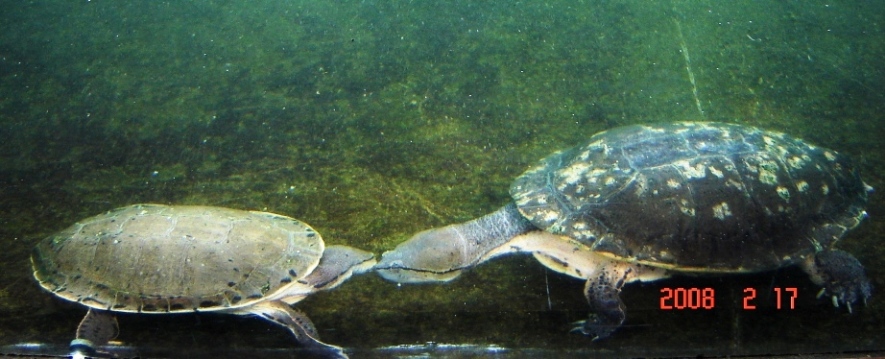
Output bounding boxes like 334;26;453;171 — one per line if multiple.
375;203;535;283
375;202;670;285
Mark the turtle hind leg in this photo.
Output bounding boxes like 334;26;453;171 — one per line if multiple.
245;301;348;359
570;263;638;341
801;249;872;312
70;309;119;356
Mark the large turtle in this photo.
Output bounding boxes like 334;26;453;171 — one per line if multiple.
375;122;872;340
32;204;375;359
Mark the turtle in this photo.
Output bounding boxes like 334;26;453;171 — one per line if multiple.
374;121;872;340
31;204;376;359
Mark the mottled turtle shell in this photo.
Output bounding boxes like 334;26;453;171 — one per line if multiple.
511;122;869;272
32;204;324;313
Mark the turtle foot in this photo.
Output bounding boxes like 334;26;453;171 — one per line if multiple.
69;338;99;358
569;308;625;341
803;249;872;313
247;301;349;359
576;278;626;341
70;309;118;357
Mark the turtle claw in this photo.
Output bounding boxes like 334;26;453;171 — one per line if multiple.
569;320;592;337
569;318;621;341
828;281;872;311
569;320;584;334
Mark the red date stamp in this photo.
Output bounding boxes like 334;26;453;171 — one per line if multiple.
660;287;798;310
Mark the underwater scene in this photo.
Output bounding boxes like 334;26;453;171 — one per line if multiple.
1;0;883;358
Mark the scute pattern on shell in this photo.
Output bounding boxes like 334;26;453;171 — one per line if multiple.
32;204;325;313
511;122;869;271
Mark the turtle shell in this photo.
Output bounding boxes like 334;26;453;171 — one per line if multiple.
32;204;324;313
511;122;869;272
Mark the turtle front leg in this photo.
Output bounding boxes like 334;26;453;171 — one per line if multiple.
245;301;348;359
572;262;645;341
800;249;872;313
70;309;119;357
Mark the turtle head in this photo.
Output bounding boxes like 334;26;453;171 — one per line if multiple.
375;204;534;284
374;227;468;284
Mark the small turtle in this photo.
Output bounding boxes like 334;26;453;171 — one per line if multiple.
32;204;375;359
375;122;872;340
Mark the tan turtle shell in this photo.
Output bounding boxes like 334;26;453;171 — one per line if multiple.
32;204;324;313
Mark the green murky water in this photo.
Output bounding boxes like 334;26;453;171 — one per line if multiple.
1;0;883;358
